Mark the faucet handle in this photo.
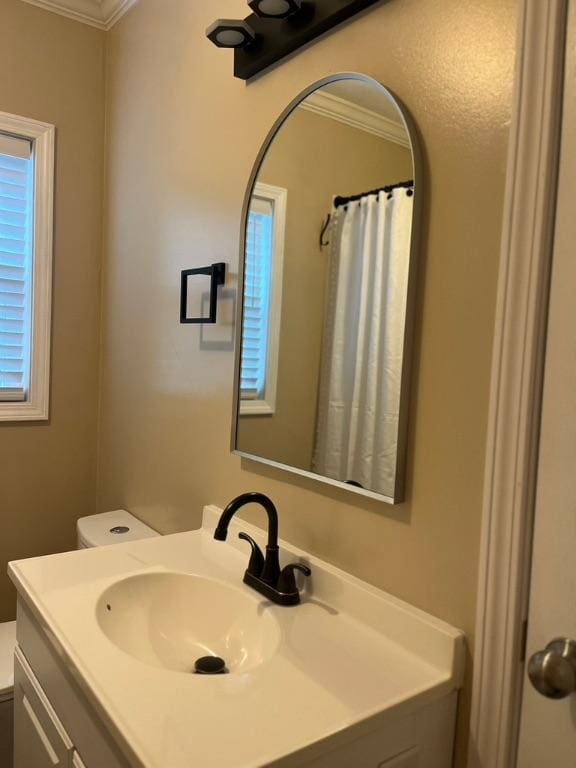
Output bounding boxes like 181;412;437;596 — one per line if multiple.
238;532;265;577
277;563;311;597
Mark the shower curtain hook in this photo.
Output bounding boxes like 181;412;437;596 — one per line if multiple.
320;213;331;248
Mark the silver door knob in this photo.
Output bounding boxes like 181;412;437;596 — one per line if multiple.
528;638;576;699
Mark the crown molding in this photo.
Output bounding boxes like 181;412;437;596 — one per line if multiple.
300;91;410;148
17;0;138;30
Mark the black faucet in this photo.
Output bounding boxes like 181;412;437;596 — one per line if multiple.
214;492;311;606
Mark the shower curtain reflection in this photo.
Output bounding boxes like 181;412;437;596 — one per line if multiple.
313;185;414;494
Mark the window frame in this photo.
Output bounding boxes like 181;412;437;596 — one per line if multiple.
0;111;55;422
240;182;287;416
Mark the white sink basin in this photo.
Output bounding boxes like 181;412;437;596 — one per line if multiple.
96;572;280;674
9;506;465;768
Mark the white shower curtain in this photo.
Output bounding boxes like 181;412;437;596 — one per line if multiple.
313;188;413;495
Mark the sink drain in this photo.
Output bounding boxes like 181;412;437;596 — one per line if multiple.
194;656;228;675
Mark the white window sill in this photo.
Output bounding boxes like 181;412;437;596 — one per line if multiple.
240;399;275;416
0;400;48;422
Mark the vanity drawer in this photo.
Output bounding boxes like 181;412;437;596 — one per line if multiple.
14;648;73;768
16;600;133;768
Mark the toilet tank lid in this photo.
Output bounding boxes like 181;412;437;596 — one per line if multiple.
0;621;15;696
77;510;159;548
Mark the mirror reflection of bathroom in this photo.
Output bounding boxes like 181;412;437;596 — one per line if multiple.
235;77;417;502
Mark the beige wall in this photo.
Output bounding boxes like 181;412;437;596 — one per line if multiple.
0;1;105;620
238;106;412;469
100;0;517;762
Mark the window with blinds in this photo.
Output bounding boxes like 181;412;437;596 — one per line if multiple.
241;197;274;401
0;134;33;402
239;182;286;416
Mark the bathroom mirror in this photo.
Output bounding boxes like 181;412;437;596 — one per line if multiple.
232;74;420;504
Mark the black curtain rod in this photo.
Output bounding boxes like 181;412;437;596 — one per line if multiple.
333;179;414;209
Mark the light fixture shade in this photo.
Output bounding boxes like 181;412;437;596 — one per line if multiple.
206;19;257;49
248;0;303;19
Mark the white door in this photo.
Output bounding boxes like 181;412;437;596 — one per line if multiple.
516;3;576;765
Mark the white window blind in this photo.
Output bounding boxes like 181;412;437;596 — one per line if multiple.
0;134;33;402
241;197;274;400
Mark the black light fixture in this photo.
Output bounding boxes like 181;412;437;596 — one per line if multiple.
205;19;256;49
248;0;302;19
207;0;391;80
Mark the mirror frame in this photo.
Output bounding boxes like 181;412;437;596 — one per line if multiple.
231;72;423;504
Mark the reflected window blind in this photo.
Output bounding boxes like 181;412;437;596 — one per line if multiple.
241;197;273;400
0;134;33;402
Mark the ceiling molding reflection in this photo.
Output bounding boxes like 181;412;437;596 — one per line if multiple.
300;92;410;148
17;0;138;30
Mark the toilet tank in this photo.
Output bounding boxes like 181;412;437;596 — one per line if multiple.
77;510;159;549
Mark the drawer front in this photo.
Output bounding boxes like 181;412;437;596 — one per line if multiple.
14;648;73;768
17;601;133;768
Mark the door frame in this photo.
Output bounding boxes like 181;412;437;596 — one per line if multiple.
468;1;568;766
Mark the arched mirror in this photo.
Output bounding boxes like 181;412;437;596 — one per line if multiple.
232;74;420;504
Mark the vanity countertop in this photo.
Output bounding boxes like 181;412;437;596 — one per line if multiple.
9;506;465;768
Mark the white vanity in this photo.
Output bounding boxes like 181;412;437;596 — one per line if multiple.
9;506;464;768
